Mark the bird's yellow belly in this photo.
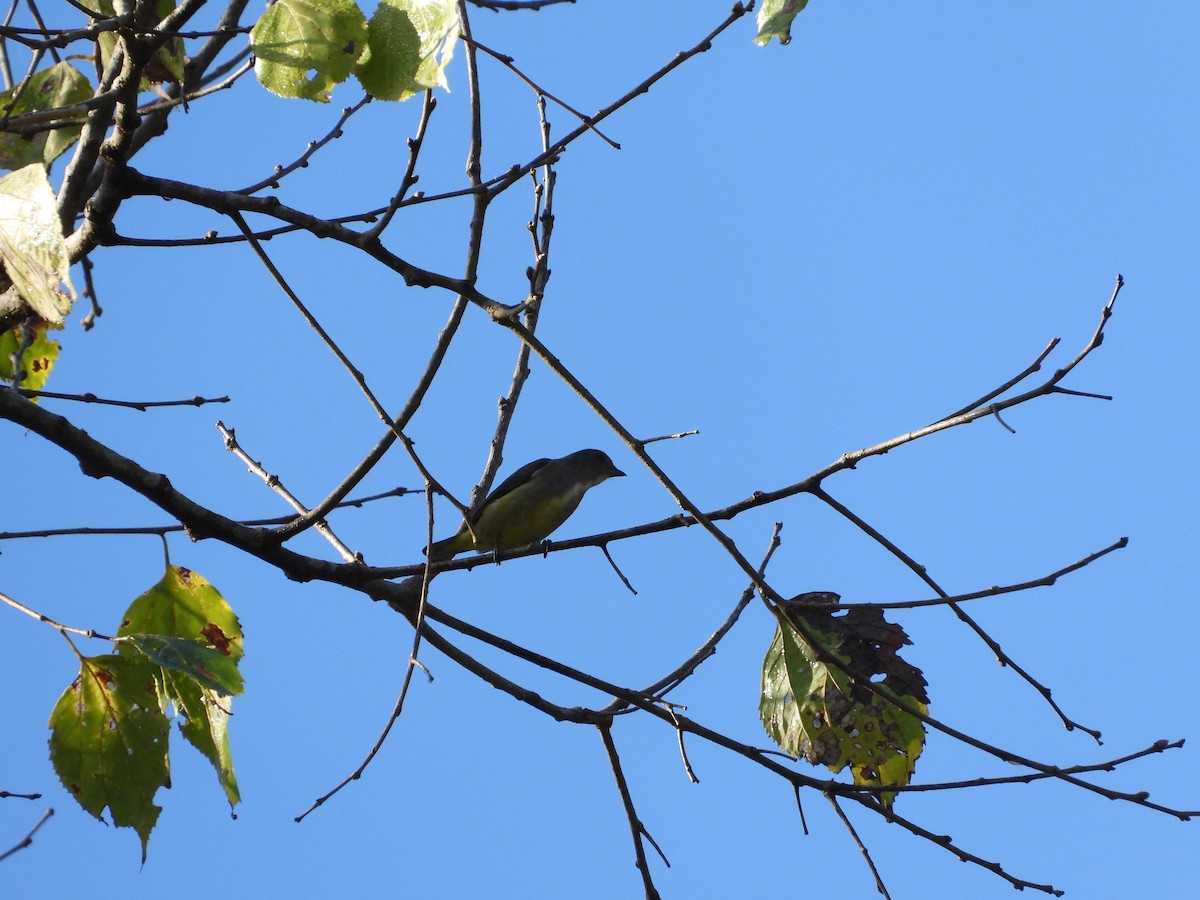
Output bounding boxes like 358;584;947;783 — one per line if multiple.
470;487;583;551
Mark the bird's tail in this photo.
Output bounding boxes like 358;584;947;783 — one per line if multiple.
425;534;462;562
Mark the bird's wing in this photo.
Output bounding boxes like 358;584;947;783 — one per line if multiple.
470;457;551;521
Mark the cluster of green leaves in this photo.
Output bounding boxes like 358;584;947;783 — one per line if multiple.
760;592;928;808
249;0;459;102
47;566;245;860
0;0;813;387
0;0;462;394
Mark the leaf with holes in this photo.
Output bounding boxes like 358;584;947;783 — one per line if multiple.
760;592;928;808
251;0;369;102
48;654;170;861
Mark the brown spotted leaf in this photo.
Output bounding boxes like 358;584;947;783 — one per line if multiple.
760;592;928;808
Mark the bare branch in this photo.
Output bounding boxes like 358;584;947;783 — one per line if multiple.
369;89;436;238
617;523;783;706
815;537;1128;611
0;589;114;641
15;389;229;409
0;487;416;540
826;794;893;900
459;34;620;148
216;421;359;563
0;808;54;863
811;484;1104;742
599;724;667;900
238;93;373;195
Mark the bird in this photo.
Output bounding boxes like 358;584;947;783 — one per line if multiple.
425;449;626;562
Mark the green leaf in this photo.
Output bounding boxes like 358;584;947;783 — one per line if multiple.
0;62;93;170
94;0;186;92
48;654;170;862
0;320;61;393
759;625;810;760
755;0;810;47
117;565;245;662
251;0;369;102
760;594;928;808
143;0;187;86
117;565;245;809
0;164;76;323
356;0;420;100
165;670;241;807
123;633;244;696
357;0;457;101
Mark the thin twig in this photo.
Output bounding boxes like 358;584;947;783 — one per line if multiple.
369;89;436;238
639;430;699;446
826;794;893;900
599;724;666;900
598;543;636;594
792;783;809;835
662;702;698;784
0;487;415;540
451;0;518;516
79;255;102;330
811;485;1104;742
217;421;359;562
617;523;783;706
0;0;16;91
460;33;620;148
937;338;1060;421
0;807;54;863
226;210;469;541
809;537;1127;611
14;388;229;409
295;485;439;822
480;1;753;201
226;209;396;429
837;739;1189;796
845;793;1064;896
0;589;114;641
237;93;373;196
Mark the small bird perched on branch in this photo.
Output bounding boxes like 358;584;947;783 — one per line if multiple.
425;449;626;562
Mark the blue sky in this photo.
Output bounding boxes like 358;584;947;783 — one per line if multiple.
3;3;1198;898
